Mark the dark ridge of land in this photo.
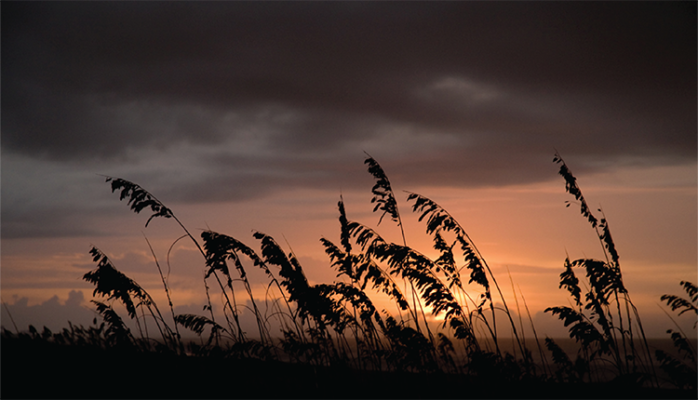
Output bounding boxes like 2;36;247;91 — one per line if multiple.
1;337;694;399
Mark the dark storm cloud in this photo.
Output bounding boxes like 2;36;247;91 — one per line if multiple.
3;2;696;200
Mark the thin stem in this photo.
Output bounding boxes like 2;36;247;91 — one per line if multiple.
145;234;182;351
519;285;550;377
1;300;19;333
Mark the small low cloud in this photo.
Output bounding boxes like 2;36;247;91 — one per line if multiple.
1;291;96;333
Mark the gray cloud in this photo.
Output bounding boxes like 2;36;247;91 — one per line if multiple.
2;2;696;238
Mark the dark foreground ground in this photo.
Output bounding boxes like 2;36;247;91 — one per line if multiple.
2;337;695;399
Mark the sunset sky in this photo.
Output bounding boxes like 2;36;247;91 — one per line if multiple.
2;2;696;339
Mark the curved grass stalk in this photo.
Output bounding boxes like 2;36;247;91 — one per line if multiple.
552;153;658;384
406;191;525;357
145;234;182;351
344;221;422;329
102;176;251;344
519;285;551;376
201;230;277;345
84;247;177;347
372;240;481;352
224;232;305;343
364;154;432;338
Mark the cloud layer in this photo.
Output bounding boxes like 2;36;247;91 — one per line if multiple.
2;2;696;239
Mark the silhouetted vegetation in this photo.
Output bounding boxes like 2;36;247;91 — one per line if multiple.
2;155;695;399
545;153;658;387
656;281;697;390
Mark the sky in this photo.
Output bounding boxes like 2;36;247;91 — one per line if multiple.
2;2;696;340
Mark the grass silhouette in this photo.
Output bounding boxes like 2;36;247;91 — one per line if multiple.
2;154;695;399
545;152;658;386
